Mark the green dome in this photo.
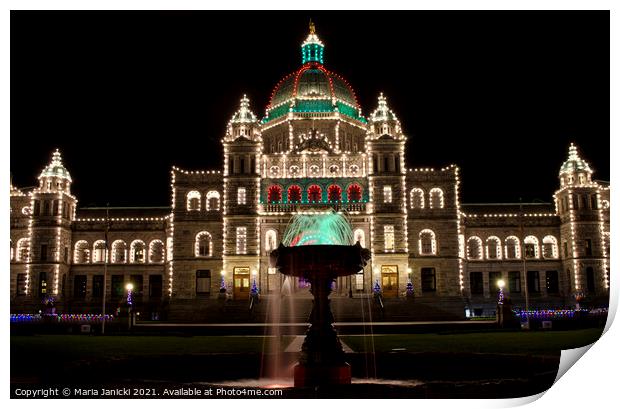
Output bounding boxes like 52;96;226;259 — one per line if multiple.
262;24;364;124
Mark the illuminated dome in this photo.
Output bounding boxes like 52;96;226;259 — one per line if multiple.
262;22;365;124
559;143;592;176
39;149;72;182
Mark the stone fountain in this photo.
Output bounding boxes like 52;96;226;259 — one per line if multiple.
269;211;371;387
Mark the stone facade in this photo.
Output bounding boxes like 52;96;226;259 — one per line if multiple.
10;27;610;318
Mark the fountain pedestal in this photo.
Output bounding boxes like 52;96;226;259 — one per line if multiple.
270;243;370;388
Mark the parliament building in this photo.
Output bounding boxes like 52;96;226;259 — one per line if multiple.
10;25;610;320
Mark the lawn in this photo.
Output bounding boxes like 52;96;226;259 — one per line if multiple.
11;335;293;359
11;328;604;359
341;328;604;355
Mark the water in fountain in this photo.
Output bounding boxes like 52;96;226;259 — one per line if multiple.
281;209;354;247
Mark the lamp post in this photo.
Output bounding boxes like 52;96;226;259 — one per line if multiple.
497;279;505;327
126;283;134;330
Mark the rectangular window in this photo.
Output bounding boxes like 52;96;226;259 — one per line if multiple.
236;227;247;255
237;187;246;205
590;195;598;210
43;200;50;215
53;200;59;215
421;268;436;292
111;275;124;299
527;271;540;293
130;274;143;296
16;274;27;296
196;270;211;295
384;225;395;251
92;275;104;297
508;271;521;293
383;186;392;203
149;275;163;299
585;239;593;256
488;271;502;293
470;271;483;295
64;247;69;263
546;271;559;294
268;267;277;275
33;200;40;216
38;272;47;297
73;275;87;299
40;244;48;262
563;241;569;258
355;273;364;291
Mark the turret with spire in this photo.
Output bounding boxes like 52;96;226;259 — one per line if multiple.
368;93;403;140
38;149;72;194
559;143;593;187
226;95;260;142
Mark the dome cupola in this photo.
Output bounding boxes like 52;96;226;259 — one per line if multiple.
301;20;324;64
559;143;593;186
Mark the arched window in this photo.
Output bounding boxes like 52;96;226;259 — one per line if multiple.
186;190;201;211
265;229;277;252
542;235;558;259
523;235;539;259
16;238;30;262
111;240;127;263
328;185;342;202
93;240;107;263
504;236;521;259
267;185;283;203
347;184;362;202
467;236;483;260
353;228;366;247
410;188;424;209
486;236;502;260
308;185;322;203
130;240;146;263
149;240;165;263
73;240;89;264
206;191;220;211
288;185;302;203
419;229;437;255
195;232;212;257
429;188;444;209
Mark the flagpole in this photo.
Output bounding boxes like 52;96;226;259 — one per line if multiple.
520;198;530;329
102;204;109;335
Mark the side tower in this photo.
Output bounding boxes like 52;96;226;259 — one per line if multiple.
29;150;76;304
223;96;262;299
366;94;409;297
555;144;610;304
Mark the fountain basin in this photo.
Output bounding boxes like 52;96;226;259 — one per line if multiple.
269;243;370;278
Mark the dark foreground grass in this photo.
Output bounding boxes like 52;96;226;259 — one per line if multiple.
11;328;603;359
11;335;290;359
341;328;604;355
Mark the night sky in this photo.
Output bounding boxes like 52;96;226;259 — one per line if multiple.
10;11;609;207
